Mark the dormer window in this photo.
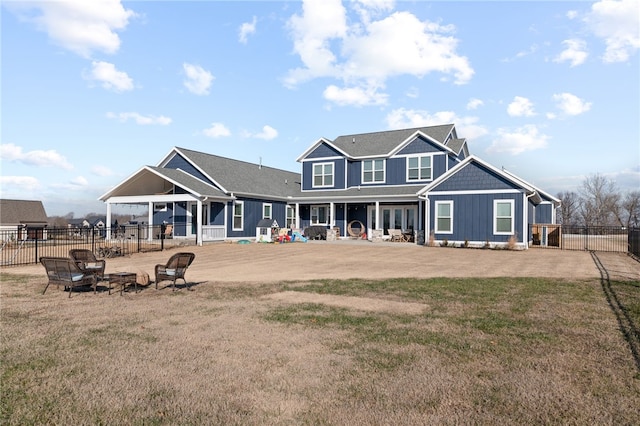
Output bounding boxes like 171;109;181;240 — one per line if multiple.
407;155;432;181
362;159;385;183
313;162;334;188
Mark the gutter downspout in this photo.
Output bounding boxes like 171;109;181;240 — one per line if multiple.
418;194;429;245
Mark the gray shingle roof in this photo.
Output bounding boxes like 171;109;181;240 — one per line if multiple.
0;199;48;225
175;148;302;199
331;124;455;157
445;138;467;155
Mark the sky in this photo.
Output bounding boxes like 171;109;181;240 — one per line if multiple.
1;0;639;218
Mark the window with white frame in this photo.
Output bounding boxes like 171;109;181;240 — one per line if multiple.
494;200;514;235
286;205;295;228
311;205;330;225
262;203;272;219
407;155;432;181
435;201;453;234
362;159;385;183
233;201;244;231
313;162;334;188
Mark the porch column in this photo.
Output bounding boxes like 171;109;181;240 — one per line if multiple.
330;202;335;228
147;202;153;241
106;202;112;241
197;200;203;246
418;200;423;231
295;203;300;230
375;201;380;230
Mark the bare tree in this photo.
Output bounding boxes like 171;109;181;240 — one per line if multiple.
557;191;579;226
620;190;640;228
579;174;619;226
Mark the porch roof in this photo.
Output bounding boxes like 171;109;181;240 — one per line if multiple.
99;166;229;201
293;184;426;203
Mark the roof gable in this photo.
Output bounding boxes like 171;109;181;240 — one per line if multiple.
297;125;458;161
420;156;536;195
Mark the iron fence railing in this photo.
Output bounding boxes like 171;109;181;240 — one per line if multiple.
0;224;193;267
530;224;637;254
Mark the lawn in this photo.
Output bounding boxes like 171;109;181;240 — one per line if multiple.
1;273;639;424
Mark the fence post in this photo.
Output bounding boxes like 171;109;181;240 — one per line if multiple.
160;223;165;251
33;227;38;264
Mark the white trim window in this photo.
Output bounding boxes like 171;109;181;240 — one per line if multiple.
407;155;432;181
435;201;453;234
262;203;272;219
286;205;295;228
313;162;334;188
311;205;330;225
233;201;244;231
494;199;514;235
362;159;385;183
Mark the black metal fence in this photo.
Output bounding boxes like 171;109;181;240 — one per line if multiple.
0;224;191;267
530;224;639;254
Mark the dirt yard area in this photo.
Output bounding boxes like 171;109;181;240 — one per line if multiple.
3;240;622;285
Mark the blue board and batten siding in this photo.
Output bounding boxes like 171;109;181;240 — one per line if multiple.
226;198;289;239
428;192;525;243
426;160;528;243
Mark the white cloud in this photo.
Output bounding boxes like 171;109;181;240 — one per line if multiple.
323;84;388;106
6;0;137;58
487;125;549;155
183;63;214;95
554;39;588;66
0;143;73;169
507;96;536;117
203;123;231;138
85;61;134;92
0;176;40;192
106;112;172;125
253;125;278;140
385;108;488;141
91;165;114;177
552;92;592;116
239;16;257;44
285;1;473;106
584;0;640;63
466;98;484;110
51;176;90;191
567;10;579;20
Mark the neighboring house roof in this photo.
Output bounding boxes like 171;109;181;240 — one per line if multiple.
0;199;48;226
168;148;302;200
297;125;457;160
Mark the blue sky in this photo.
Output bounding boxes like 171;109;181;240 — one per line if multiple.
1;0;639;217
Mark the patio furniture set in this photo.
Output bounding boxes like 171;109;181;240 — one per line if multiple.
40;250;195;298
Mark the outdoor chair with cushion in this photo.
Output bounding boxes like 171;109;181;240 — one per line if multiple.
40;256;98;297
155;252;196;291
69;249;106;280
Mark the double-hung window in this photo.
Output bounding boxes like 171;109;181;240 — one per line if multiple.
494;200;514;235
313;163;334;188
407;155;432;181
262;203;272;219
233;201;244;231
435;201;453;234
362;159;385;183
311;205;330;225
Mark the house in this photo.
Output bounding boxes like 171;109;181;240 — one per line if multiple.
99;124;560;248
0;199;49;240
